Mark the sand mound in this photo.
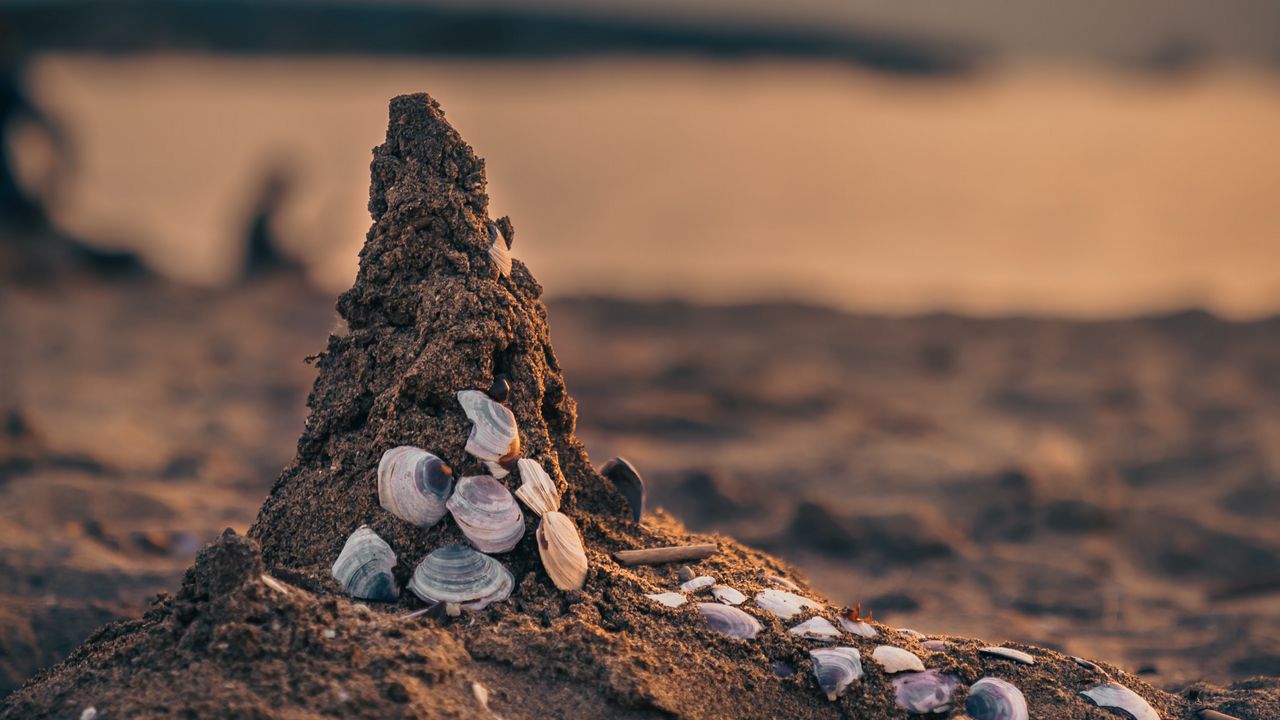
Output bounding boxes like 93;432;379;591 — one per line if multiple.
3;94;1276;719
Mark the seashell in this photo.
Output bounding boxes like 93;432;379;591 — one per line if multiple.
893;669;961;714
765;574;800;591
377;446;454;528
921;639;950;653
331;525;398;601
487;221;512;277
514;459;559;515
696;603;762;640
486;374;510;403
677;566;695;583
980;646;1036;665
711;585;746;605
600;457;645;523
873;645;926;673
898;628;925;639
809;647;863;701
408;543;514;610
680;575;716;592
646;592;687;608
965;677;1028;720
790;617;842;641
1072;656;1102;672
1079;682;1160;720
457;390;520;474
447;475;526;553
838;616;878;638
755;589;822;620
536;511;589;591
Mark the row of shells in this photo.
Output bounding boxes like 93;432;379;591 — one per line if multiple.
648;578;1162;719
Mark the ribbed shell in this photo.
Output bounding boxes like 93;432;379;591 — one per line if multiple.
696;603;762;639
892;670;960;714
487;222;512;277
1079;683;1160;720
966;677;1029;720
447;475;525;553
536;511;589;591
514;459;559;515
457;390;520;468
810;647;864;701
754;589;822;620
376;446;454;528
331;525;398;602
408;543;514;610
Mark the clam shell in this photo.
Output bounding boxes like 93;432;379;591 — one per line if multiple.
646;592;687;608
873;645;926;673
921;639;950;653
536;511;589;591
447;475;525;553
331;525;398;602
408;543;513;610
514;459;559;515
755;589;822;620
696;603;762;639
980;646;1036;665
838;616;878;638
600;457;645;522
680;575;716;592
487;222;512;277
966;677;1029;720
1079;682;1160;720
377;446;454;528
711;585;746;605
457;390;520;469
809;647;864;701
892;669;960;714
790;617;842;641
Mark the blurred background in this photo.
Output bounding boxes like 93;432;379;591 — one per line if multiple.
2;0;1279;699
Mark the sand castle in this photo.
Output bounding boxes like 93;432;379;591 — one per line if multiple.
1;94;1269;720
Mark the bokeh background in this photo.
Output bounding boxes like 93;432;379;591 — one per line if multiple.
2;0;1279;699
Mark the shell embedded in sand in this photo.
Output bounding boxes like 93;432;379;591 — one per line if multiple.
921;639;949;653
600;457;645;523
710;585;746;605
1080;682;1160;720
447;475;525;553
331;525;398;602
892;669;960;714
837;616;878;638
809;647;863;701
790;616;842;641
965;677;1029;720
377;446;454;528
457;390;520;475
680;575;715;592
754;588;822;620
646;592;687;608
536;511;589;591
514;459;559;515
979;646;1036;665
872;645;926;673
697;603;762;639
408;543;513;610
487;222;512;277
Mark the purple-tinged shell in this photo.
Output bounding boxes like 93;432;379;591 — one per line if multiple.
921;639;950;653
331;525;398;602
892;669;961;714
408;543;513;610
1080;682;1160;720
447;475;526;553
377;446;454;528
697;603;762;640
601;457;645;523
980;646;1036;665
771;661;796;678
809;647;863;701
457;390;520;476
966;677;1029;720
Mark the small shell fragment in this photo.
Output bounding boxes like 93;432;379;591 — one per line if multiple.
447;475;526;553
838;616;878;638
536;511;589;591
1072;656;1102;672
457;390;520;472
921;639;949;653
898;628;925;638
408;543;513;610
790;617;842;641
873;645;926;674
331;525;398;602
646;592;687;608
680;575;716;592
755;589;822;620
893;669;961;714
487;222;512;277
377;446;454;528
697;603;762;639
809;647;863;701
1080;682;1160;720
966;677;1029;720
514;459;559;515
980;646;1036;665
711;585;746;605
601;457;645;523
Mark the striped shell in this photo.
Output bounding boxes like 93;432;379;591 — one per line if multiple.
447;475;525;553
966;677;1029;720
331;525;398;602
696;603;762;639
514;459;559;515
893;670;960;714
487;222;512;277
407;543;514;610
377;446;454;528
536;511;589;591
457;390;520;476
810;647;864;701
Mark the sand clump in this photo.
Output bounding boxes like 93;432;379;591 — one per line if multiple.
3;94;1278;719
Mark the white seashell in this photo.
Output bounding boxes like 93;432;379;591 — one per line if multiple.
898;628;925;638
979;646;1036;665
754;588;822;620
487;222;512;277
408;543;514;610
377;446;454;528
872;645;926;674
680;575;716;592
838;616;878;638
331;526;398;602
966;677;1029;720
810;647;863;701
536;511;589;591
1080;683;1160;720
696;603;762;639
457;390;520;467
447;475;525;553
646;592;687;608
514;459;559;515
789;616;842;641
710;585;746;605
